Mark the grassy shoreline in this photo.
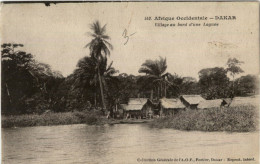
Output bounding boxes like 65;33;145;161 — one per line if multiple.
149;105;258;132
2;105;258;133
1;111;110;128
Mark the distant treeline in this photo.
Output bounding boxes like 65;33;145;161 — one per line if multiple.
1;43;259;115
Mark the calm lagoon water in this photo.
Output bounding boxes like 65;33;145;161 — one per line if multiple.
2;124;259;164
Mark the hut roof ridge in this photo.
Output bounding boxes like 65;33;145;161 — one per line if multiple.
160;98;185;109
180;95;205;105
197;99;223;109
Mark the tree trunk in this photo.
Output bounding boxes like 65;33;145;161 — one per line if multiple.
5;83;11;103
94;82;97;108
160;83;163;98
232;75;235;98
94;92;97;107
150;89;153;100
164;82;167;98
157;85;160;99
97;67;106;111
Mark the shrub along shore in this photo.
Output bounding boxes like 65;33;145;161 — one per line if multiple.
1;111;110;128
2;105;258;132
149;105;258;132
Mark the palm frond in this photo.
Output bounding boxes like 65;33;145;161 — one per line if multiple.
100;42;111;56
106;68;119;76
101;24;107;35
101;35;111;40
139;59;159;75
103;39;113;50
106;61;113;71
87;32;98;38
139;56;167;77
84;39;95;48
90;21;102;35
158;56;167;74
138;67;153;75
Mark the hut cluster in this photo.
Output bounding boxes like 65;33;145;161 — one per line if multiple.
118;95;259;119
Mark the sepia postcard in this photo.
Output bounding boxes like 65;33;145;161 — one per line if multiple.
1;1;259;164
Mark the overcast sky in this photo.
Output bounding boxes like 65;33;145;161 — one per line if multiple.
1;2;259;79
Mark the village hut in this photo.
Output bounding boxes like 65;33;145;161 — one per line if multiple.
120;98;148;119
142;99;160;118
159;98;185;116
197;99;223;109
180;95;205;109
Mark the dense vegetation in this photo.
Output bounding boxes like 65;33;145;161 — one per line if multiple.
2;21;259;117
2;110;108;128
1;43;64;115
2;43;258;116
149;105;258;132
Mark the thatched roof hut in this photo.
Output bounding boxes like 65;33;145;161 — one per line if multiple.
197;99;223;109
120;98;148;119
159;98;185;116
180;95;205;109
120;98;148;111
160;98;185;109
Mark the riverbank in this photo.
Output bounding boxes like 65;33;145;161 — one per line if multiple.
2;105;258;132
2;110;154;128
1;111;109;128
149;105;258;132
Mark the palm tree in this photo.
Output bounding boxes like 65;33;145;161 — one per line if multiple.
138;56;173;99
72;56;118;111
85;21;113;111
73;56;98;106
99;58;119;116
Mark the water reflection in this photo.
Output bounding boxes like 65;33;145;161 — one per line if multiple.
2;124;259;164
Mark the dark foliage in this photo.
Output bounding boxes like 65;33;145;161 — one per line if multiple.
234;75;259;96
1;43;64;115
199;67;231;99
1;44;259;116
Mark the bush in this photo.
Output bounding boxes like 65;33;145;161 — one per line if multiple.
149;105;258;132
2;110;106;128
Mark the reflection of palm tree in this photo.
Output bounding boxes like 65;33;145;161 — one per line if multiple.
73;56;118;109
138;57;173;99
85;21;113;111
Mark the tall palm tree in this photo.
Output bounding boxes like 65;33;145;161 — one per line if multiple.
138;56;173;99
85;21;113;110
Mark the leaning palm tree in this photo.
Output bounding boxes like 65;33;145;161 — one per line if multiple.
85;21;113;111
138;56;173;99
